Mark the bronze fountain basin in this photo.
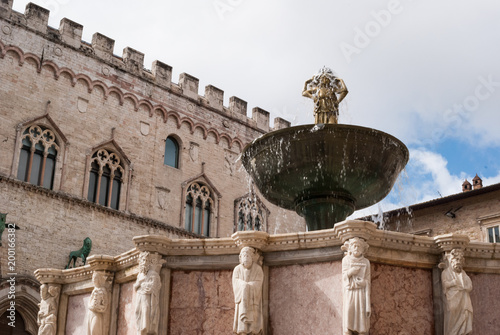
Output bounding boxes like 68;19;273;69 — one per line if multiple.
241;124;409;231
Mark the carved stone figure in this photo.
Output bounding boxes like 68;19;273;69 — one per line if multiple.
440;248;473;335
302;67;348;124
232;246;264;335
341;237;371;335
65;237;92;269
134;251;165;335
87;272;109;335
37;284;60;335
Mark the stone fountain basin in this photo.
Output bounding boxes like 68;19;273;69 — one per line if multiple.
242;124;409;229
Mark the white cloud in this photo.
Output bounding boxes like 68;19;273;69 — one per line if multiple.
352;148;500;219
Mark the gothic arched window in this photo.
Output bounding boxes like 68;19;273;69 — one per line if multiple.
16;125;58;189
87;149;124;209
185;182;212;236
164;136;179;168
235;195;268;232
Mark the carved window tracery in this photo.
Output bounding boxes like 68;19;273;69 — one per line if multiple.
17;125;59;189
184;182;213;236
235;195;268;232
87;149;124;209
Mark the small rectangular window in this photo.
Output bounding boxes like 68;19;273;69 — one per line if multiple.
17;148;30;182
99;175;110;206
43;156;56;189
88;171;98;202
487;226;500;243
110;179;121;210
30;152;43;186
185;202;193;232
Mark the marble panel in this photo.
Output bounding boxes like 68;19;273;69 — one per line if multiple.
65;293;90;335
370;263;434;335
469;272;500;334
117;281;137;335
169;270;234;334
269;261;343;334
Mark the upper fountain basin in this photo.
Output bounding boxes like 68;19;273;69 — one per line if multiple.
242;124;409;213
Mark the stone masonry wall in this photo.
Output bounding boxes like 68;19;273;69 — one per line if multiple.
0;176;193;277
0;1;304;279
383;189;500;242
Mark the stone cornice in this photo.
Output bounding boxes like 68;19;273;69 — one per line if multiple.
34;266;92;285
133;235;239;256
36;220;500;282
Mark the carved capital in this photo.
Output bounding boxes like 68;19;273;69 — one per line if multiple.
334;220;377;243
231;230;269;251
434;234;470;253
87;255;116;272
34;269;65;284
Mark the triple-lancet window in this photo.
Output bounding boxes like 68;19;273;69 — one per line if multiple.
17;125;58;189
184;182;213;236
87;149;124;210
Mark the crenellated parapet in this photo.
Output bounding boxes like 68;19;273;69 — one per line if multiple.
0;0;290;133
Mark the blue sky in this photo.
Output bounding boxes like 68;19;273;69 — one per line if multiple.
10;0;500;217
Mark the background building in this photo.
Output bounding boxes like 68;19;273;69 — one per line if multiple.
0;2;303;332
361;176;500;243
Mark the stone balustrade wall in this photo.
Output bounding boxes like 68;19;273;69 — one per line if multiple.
35;221;500;334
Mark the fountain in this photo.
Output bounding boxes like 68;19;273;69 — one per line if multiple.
242;68;409;231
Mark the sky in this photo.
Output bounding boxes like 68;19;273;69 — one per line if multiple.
11;0;500;218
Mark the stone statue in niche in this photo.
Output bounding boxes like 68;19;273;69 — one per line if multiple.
232;246;264;335
341;237;371;335
37;284;60;335
87;272;109;335
440;248;473;335
134;251;165;335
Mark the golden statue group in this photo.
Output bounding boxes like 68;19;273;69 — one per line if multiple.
302;67;348;124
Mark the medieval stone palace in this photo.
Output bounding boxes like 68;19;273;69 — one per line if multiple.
0;1;303;331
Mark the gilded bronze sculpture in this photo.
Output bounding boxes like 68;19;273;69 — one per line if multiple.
302;67;348;124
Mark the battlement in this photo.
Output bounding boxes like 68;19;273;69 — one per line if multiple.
0;1;289;132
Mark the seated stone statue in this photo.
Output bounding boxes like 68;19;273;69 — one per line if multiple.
232;246;264;335
440;248;473;335
341;237;371;335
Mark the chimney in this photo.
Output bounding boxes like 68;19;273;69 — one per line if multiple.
462;179;472;192
472;174;483;190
